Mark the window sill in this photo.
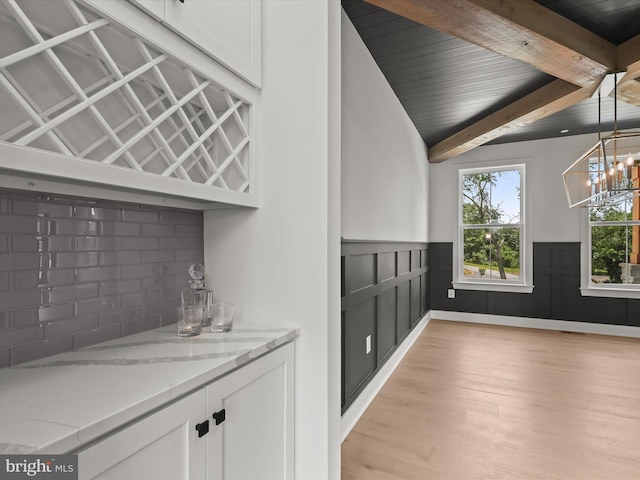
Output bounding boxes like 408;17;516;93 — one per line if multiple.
453;282;534;294
580;286;640;299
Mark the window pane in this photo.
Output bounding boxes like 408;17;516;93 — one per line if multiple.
462;170;520;225
590;199;630;222
491;170;520;224
463;227;520;281
591;225;632;284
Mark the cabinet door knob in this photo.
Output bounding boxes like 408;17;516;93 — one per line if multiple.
195;420;210;437
212;409;226;425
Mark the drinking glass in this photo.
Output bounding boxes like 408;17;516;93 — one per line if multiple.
211;303;234;332
178;305;203;337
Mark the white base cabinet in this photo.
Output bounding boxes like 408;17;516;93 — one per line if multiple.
76;343;294;480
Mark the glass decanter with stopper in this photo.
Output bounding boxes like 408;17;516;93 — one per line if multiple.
181;264;213;332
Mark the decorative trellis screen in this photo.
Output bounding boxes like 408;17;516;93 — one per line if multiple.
0;0;251;194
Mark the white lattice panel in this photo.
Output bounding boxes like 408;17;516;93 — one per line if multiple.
0;0;251;197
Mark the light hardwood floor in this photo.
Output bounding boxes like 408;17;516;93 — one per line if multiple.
341;320;640;480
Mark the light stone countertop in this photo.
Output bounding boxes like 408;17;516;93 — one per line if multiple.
0;324;299;454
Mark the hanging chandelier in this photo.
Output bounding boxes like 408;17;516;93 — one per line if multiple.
563;73;640;208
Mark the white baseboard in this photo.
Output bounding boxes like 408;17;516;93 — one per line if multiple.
431;310;640;338
340;312;431;443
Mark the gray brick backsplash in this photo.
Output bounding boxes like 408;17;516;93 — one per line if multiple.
76;297;120;317
45;315;99;339
142;223;176;236
13;269;75;289
100;221;142;236
0;290;43;310
98;306;141;327
121;210;158;223
0;252;41;271
141;250;176;263
44;236;75;252
159;237;191;249
0;312;11;330
48;219;99;236
73;206;121;221
12;200;73;218
99;279;141;297
0;187;204;367
123;316;160;337
12;336;74;365
0;349;10;369
176;225;203;237
75;236;120;252
12;308;38;327
141;276;176;290
76;266;121;283
37;303;75;323
121;237;160;251
47;284;99;303
0;324;44;350
73;324;122;349
0;273;9;291
10;235;39;252
159;212;202;225
54;252;100;268
0;215;41;234
99;251;142;266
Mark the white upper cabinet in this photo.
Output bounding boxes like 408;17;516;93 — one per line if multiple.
128;0;261;88
163;0;261;88
0;0;259;209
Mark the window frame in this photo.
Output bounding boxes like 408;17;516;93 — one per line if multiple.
580;196;640;298
453;162;533;294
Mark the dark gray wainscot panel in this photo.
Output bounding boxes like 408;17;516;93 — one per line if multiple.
430;242;640;326
341;241;429;414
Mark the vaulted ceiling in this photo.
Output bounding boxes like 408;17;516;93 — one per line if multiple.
342;0;640;162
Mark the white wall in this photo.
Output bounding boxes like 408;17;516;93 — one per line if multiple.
341;12;429;242
429;133;598;243
203;1;341;479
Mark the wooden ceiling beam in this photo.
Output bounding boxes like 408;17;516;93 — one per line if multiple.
428;79;594;163
365;0;616;88
617;34;640;72
616;34;640;107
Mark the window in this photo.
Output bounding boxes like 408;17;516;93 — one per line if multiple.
585;195;640;296
454;163;532;293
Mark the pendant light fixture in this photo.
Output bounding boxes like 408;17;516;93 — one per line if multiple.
563;73;640;208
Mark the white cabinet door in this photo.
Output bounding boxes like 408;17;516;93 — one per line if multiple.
75;344;293;480
206;343;294;480
163;0;261;87
77;390;206;480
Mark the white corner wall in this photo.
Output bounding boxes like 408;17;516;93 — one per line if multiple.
341;12;429;242
429;133;597;243
203;1;342;479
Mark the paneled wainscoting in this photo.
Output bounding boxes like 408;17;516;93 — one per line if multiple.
341;240;429;414
430;242;640;327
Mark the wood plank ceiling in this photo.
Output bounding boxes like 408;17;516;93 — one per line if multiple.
342;0;640;162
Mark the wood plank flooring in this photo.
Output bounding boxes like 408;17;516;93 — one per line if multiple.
341;320;640;479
